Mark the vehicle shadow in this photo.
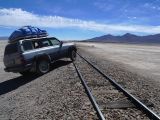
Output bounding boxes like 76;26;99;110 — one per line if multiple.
0;60;72;96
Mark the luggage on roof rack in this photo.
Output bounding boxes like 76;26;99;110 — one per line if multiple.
8;26;48;43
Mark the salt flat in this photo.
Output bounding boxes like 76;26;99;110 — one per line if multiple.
77;42;160;84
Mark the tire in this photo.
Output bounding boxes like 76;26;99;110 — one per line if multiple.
70;50;76;61
37;60;50;74
19;71;31;76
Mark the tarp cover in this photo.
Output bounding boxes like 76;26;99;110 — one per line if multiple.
9;26;48;43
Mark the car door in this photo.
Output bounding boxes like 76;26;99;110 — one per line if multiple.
47;38;62;60
32;38;59;62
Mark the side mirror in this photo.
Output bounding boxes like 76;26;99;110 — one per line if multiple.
60;41;63;47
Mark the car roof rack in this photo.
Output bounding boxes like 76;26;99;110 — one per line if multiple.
8;36;56;43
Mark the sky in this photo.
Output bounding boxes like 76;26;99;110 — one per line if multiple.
0;0;160;40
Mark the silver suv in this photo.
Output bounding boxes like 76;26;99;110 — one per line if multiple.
3;37;77;75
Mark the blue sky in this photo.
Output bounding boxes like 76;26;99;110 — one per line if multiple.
0;0;160;40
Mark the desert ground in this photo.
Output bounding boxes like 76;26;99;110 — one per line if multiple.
0;41;159;119
77;42;160;85
0;41;96;119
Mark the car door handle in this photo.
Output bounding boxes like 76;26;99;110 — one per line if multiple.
37;52;44;55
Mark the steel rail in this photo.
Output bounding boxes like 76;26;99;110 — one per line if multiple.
73;62;105;120
76;52;160;120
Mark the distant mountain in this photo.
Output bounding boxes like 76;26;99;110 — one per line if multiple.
0;36;8;40
86;33;160;43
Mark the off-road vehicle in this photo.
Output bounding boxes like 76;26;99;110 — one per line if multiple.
3;37;77;75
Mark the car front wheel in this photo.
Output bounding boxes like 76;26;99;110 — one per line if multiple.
70;50;76;61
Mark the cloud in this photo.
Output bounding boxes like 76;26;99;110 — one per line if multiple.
0;8;160;34
144;2;160;11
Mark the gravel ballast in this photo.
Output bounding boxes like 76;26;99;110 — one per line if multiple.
77;46;160;118
0;60;97;120
75;54;149;120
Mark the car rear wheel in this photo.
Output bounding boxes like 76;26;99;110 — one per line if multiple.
70;50;76;61
37;60;50;74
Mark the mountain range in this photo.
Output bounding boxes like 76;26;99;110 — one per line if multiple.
86;33;160;44
1;33;160;43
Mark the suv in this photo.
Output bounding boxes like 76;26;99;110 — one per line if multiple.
3;37;77;75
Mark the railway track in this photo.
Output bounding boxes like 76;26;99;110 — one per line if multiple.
73;52;160;120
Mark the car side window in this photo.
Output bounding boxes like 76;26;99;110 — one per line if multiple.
49;38;60;46
33;41;41;49
41;39;52;47
22;40;34;51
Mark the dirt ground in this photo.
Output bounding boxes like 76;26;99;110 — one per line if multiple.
77;42;160;85
76;43;160;117
0;41;159;119
0;41;96;120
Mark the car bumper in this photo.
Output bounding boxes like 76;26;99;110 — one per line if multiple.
4;64;32;73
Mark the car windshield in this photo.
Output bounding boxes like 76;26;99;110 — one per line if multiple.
49;38;60;46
